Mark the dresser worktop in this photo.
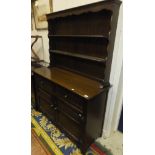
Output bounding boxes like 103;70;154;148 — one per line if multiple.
34;67;103;100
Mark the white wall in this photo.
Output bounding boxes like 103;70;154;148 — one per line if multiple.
53;0;103;12
112;65;123;131
103;4;123;137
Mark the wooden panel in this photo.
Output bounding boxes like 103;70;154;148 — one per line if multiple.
49;36;108;58
57;111;82;142
50;53;106;81
34;67;104;100
37;90;56;122
86;92;108;139
55;85;84;111
35;75;55;94
58;100;85;124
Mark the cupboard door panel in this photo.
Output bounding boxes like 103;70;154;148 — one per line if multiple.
57;111;82;142
36;75;55;94
37;90;56;122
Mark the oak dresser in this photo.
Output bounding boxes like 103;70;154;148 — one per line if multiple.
33;0;121;153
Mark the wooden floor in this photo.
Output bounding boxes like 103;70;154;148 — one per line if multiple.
31;129;52;155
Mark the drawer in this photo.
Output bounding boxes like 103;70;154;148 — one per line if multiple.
35;75;55;94
57;112;82;142
56;86;84;111
38;89;53;101
58;100;85;124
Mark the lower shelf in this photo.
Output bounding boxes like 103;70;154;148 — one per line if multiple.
50;50;107;63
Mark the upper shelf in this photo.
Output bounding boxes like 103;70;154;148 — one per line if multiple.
48;34;109;40
50;50;107;63
46;0;121;20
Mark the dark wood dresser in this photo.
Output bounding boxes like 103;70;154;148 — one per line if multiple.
33;0;121;153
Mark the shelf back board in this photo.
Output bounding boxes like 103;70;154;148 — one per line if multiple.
47;0;122;82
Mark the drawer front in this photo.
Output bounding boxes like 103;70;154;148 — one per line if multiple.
58;100;85;124
56;86;84;111
57;112;82;142
35;75;55;94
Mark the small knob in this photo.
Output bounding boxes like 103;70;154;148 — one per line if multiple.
64;95;68;98
99;85;103;89
78;113;84;120
78;113;82;117
54;107;58;111
50;104;54;108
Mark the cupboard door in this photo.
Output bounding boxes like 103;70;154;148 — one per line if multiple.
57;110;82;143
38;90;57;122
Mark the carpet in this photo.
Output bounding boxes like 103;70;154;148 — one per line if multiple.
31;108;113;155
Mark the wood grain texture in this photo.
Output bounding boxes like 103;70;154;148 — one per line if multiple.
31;129;51;155
34;67;103;100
